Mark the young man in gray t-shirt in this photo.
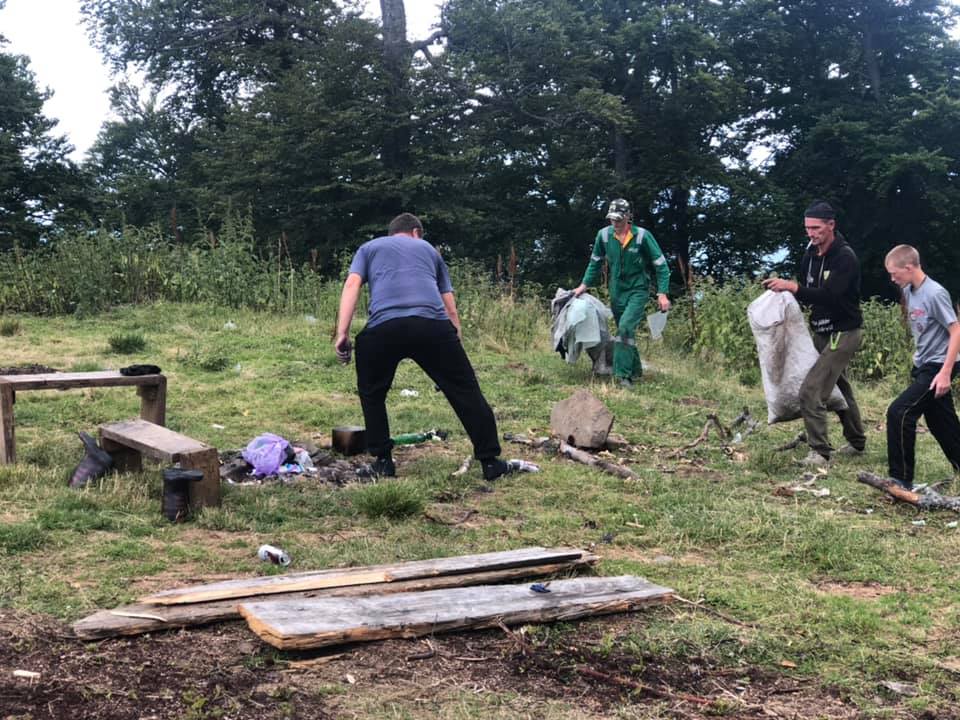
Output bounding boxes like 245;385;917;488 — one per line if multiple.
884;245;960;489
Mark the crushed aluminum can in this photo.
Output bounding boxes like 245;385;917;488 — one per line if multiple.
257;544;291;566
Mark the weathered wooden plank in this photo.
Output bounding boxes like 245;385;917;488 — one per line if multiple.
72;557;597;640
0;381;15;464
239;576;673;650
137;376;167;426
181;447;221;509
140;547;589;605
0;371;163;391
100;419;208;461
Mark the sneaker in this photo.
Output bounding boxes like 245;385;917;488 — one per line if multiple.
481;458;515;482
357;456;396;478
835;444;865;457
616;377;633;389
797;450;829;467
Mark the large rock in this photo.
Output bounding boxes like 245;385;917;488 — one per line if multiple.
550;390;614;449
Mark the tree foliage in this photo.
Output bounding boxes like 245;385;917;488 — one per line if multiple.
5;0;954;300
0;35;81;248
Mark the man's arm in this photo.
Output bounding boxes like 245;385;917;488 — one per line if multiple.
334;272;363;363
441;291;462;339
931;321;960;397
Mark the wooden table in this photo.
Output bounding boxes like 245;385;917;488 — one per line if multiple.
0;371;166;464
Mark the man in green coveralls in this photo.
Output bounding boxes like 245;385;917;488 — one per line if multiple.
573;199;671;387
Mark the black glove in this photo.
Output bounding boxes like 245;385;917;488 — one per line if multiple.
120;364;162;376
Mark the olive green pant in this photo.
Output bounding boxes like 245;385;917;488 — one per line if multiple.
611;291;648;381
800;329;866;458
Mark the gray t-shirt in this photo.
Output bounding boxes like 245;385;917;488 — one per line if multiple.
349;235;453;328
904;276;958;367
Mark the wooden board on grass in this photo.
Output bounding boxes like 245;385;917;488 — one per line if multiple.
139;546;589;605
239;575;673;650
72;557;597;640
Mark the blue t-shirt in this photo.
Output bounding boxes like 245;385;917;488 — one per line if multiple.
349;235;454;328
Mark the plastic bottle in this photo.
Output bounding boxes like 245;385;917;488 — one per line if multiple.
392;429;448;445
257;544;291;566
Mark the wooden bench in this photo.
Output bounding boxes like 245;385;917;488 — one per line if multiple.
0;371;166;465
99;419;220;509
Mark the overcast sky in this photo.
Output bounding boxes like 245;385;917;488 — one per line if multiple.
0;0;442;161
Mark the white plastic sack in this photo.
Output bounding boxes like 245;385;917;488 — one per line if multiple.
747;291;847;424
647;311;668;340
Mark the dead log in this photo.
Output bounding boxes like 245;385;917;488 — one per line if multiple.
857;471;960;512
559;441;638;480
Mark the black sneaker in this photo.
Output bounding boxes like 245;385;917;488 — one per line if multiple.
357;456;396;478
481;458;515;482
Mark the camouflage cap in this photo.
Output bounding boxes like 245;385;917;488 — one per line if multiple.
606;198;631;221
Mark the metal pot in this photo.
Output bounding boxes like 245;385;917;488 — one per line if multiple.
332;426;366;456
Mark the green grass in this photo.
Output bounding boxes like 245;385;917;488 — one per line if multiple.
107;331;147;354
0;298;958;717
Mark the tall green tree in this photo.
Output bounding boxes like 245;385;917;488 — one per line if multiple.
0;21;83;248
736;0;960;298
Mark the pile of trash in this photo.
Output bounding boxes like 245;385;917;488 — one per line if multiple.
220;433;373;487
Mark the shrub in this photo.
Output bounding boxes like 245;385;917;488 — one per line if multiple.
0;318;20;336
664;277;762;371
179;345;232;372
849;298;912;383
351;481;424;520
108;332;147;354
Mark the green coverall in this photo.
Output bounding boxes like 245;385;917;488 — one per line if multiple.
580;225;671;381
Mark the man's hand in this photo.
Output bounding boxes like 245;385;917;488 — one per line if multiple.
762;278;799;294
572;283;588;297
334;333;353;364
657;293;671;312
930;370;953;398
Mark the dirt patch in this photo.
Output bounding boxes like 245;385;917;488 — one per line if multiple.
0;609;873;719
0;364;59;375
814;580;898;600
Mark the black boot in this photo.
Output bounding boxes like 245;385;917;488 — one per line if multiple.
161;468;204;522
68;432;114;489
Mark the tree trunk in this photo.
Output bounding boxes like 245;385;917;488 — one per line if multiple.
862;26;882;101
669;185;689;273
380;0;412;193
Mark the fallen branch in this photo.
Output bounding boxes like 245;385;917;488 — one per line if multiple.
776;432;807;452
857;472;960;512
559;441;639;480
406;639;436;661
666;415;723;458
577;666;713;706
503;432;556;450
672;594;758;629
451;456;472;477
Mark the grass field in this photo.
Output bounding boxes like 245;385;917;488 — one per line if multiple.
0;298;958;719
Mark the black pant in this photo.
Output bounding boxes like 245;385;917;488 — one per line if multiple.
887;362;960;484
354;316;501;460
